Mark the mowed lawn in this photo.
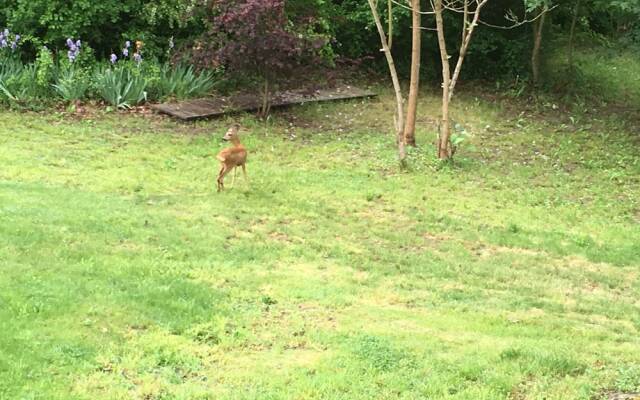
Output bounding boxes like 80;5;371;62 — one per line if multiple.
0;91;639;400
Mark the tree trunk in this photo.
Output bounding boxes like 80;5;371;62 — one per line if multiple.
449;0;487;101
531;8;547;86
568;0;581;70
387;0;393;49
260;78;270;119
403;0;421;147
435;0;452;160
368;0;406;162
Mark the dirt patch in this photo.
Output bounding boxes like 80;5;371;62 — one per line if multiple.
471;243;543;258
633;208;640;224
603;392;640;400
508;374;536;400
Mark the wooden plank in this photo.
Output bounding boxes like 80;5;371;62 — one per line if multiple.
151;85;376;121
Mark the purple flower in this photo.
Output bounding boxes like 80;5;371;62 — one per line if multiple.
125;41;131;48
122;48;129;57
110;53;117;64
0;30;24;51
133;52;142;64
65;37;81;62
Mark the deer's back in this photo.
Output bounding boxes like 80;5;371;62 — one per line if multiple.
217;145;247;165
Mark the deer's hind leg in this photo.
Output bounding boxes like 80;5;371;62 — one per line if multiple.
230;165;240;188
217;164;230;192
241;163;248;185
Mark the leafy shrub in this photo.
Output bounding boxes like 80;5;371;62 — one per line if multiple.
196;0;328;116
94;65;147;108
139;60;162;101
0;58;22;81
153;63;216;100
0;62;40;103
0;0;198;60
0;59;22;101
53;67;89;101
35;46;55;90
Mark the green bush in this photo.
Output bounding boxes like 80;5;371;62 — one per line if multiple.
53;67;90;102
35;46;55;91
0;59;23;102
0;62;40;103
153;64;216;100
0;0;199;60
94;65;148;109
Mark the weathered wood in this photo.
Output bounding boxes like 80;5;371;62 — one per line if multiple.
151;85;376;121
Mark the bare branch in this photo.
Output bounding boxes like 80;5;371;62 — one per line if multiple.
390;0;436;15
478;5;558;30
442;0;487;13
462;0;468;43
448;0;489;99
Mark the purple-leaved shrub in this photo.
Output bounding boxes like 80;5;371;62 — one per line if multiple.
193;0;327;117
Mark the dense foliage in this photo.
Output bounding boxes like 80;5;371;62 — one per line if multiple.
194;0;327;82
0;0;638;109
0;0;199;60
0;36;217;108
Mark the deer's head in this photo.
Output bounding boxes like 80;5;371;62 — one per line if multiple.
222;123;241;141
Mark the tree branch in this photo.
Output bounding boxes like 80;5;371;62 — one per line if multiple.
390;0;436;15
478;5;558;30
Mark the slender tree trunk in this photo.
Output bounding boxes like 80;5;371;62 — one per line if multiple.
531;7;547;86
568;0;581;70
260;78;270;119
462;0;468;43
449;0;486;101
387;0;393;49
403;0;421;147
435;0;452;160
368;0;406;162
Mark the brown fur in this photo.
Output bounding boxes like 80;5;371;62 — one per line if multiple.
216;124;248;192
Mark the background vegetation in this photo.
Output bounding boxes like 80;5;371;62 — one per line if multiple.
1;0;639;110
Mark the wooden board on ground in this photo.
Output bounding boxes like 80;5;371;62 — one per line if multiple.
151;85;376;121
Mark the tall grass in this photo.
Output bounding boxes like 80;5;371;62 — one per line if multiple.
0;60;41;103
153;64;216;100
53;67;90;102
94;65;148;109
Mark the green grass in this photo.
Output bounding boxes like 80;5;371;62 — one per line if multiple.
573;45;640;105
545;41;640;106
0;86;639;400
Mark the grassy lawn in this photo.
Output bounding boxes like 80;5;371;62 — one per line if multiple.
1;87;639;399
545;42;640;108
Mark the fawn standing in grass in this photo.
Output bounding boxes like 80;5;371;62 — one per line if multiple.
216;123;248;192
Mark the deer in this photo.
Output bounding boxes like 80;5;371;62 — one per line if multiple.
216;123;248;192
